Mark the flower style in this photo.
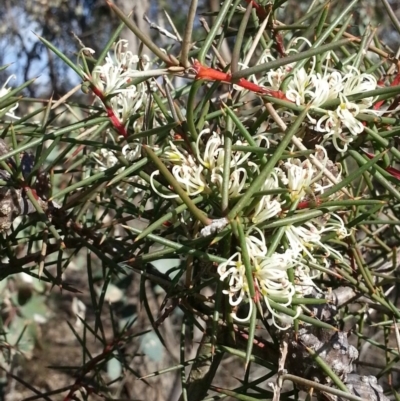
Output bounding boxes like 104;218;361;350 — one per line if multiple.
217;252;253;322
284;213;349;262
171;163;207;196
91;61;133;97
254;251;299;329
309;69;344;107
196;130;251;170
315;94;365;152
104;40;141;73
254;251;296;304
108;86;145;127
245;227;268;257
163;141;195;166
286;67;316;106
252;169;284;224
342;66;377;108
285;222;323;261
252;197;282;225
283;157;314;202
211;166;248;197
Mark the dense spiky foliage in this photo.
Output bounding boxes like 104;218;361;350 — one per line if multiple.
0;1;400;400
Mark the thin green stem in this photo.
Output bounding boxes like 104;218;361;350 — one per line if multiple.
143;146;211;226
197;0;232;64
228;106;310;219
180;0;198;68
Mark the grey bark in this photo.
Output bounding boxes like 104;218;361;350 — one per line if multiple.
115;0;151;56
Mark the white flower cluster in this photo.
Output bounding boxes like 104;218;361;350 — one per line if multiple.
261;44;380;152
218;235;298;329
218;212;348;329
153;128;347;328
157;128;340;218
81;40;148;129
151;129;266;198
91;142;145;194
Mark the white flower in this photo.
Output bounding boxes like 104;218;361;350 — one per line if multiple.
286;67;315;106
254;251;300;330
122;142;141;162
91;145;145;194
196;130;223;170
104;40;139;71
211;166;248;197
252;169;283;224
108;86;145;127
196;129;252;170
319;213;350;240
265;66;288;90
310;70;343;107
314;94;364;152
315;110;349;151
285;213;349;262
216;254;253;324
255;252;295;304
336;94;364;135
246;227;268;257
283;158;314;201
87;40;146;97
252;198;282;224
91;62;133;97
157;142;209;197
342;66;377;108
217;252;254;322
218;237;301;328
0;75;19;119
159;129;258;199
285;222;324;261
260;55;380;153
309;66;378;152
171;163;207;196
81;40;149;129
154;152;206;197
91;148;119;170
163;141;195;166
